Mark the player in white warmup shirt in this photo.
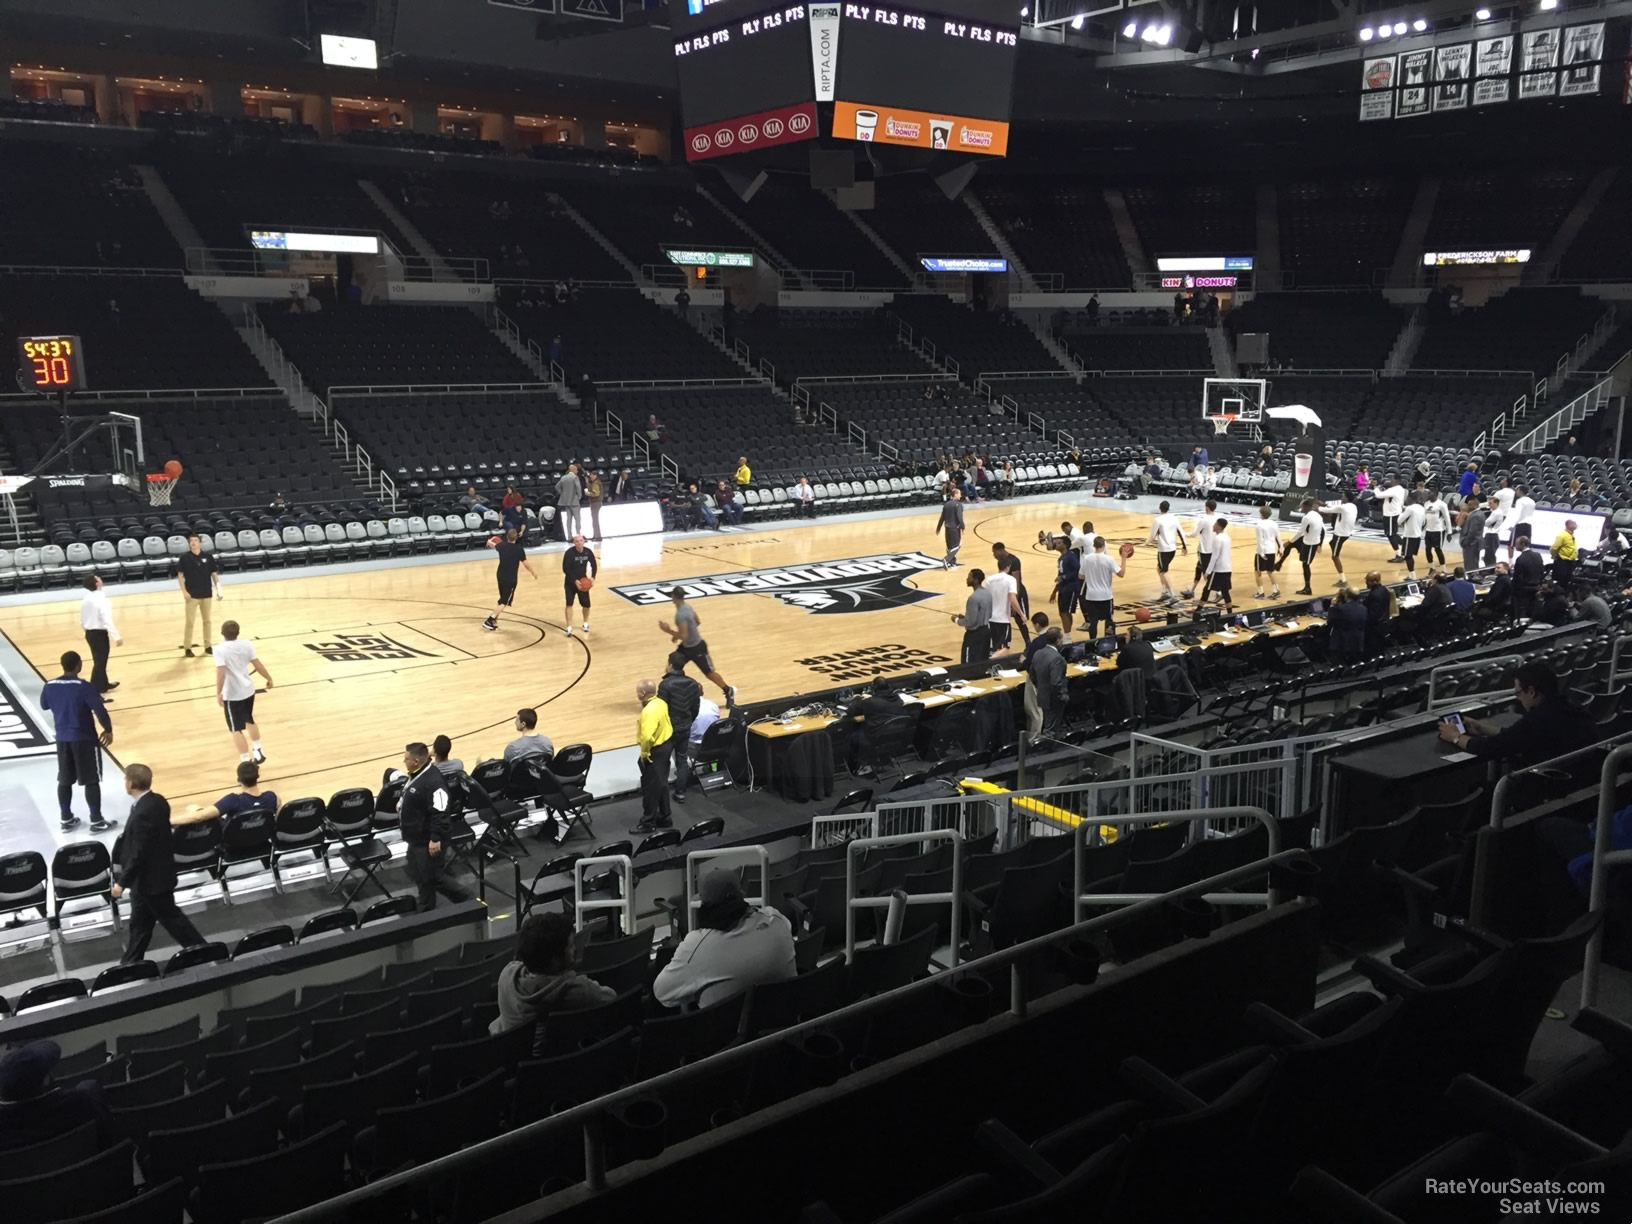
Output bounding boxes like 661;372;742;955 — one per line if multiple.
1278;498;1327;595
1379;476;1407;561
1205;519;1236;614
1493;479;1516;515
1509;484;1537;560
1185;499;1218;601
1423;494;1451;567
1252;505;1282;601
1397;499;1427;577
1146;500;1188;604
1322;492;1360;586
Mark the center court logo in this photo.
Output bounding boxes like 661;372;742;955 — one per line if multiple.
611;551;945;614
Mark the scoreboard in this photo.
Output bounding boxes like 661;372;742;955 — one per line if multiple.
670;0;1018;161
17;335;87;391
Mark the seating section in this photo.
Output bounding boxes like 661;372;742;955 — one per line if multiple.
1124;180;1255;257
859;177;994;266
0;275;270;390
730;310;932;383
700;171;907;288
1259;375;1372;439
508;290;740;384
978;178;1131;289
1558;166;1632;283
552;180;745;271
890;295;1060;376
1063;325;1212;373
599;387;867;486
333;390;641;501
0;96;96;125
157;153;412;254
1411;288;1606;378
1425;167;1586;252
986;378;1142;451
821;382;1060;467
1280;175;1412;286
0;143;178;267
260;304;534;394
1361;376;1531;448
381;171;629;283
1225;292;1406;371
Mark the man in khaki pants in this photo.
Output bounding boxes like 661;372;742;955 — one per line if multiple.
171;535;222;658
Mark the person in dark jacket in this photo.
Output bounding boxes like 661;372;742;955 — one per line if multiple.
836;675;905;778
1439;661;1593;765
114;764;209;964
40;651;115;833
1416;572;1453;635
561;534;598;637
1511;537;1545;619
399;741;470;912
0;1040;113;1153
1117;626;1157;682
489;912;616;1057
1361;571;1391;657
659;651;704;803
1325;588;1368;663
1477;562;1513;622
1029;629;1068;736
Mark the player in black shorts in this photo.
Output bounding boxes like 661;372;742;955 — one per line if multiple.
483;526;538;631
561;534;598;637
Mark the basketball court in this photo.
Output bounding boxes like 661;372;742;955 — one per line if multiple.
0;490;1398;809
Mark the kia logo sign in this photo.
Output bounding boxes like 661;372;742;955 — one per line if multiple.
715;127;734;147
788;112;811;134
763;117;784;138
690;132;712;153
738;122;759;144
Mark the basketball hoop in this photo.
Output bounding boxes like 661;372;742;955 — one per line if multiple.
1209;414;1236;437
145;473;176;506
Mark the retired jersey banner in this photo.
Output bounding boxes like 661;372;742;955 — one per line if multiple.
1397;49;1432;118
1359;55;1397;121
1560;23;1605;98
1519;28;1560;99
1473;36;1513;105
1433;43;1472;111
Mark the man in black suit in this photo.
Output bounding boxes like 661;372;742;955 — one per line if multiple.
113;763;209;964
1512;538;1545;620
835;674;905;778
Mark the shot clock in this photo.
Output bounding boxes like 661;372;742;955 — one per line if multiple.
18;335;87;392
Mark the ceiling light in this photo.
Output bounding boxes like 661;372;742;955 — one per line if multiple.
1155;22;1173;45
1123;19;1138;36
1071;13;1084;29
1019;4;1027;14
1413;18;1427;30
1140;23;1159;40
1359;25;1374;39
1376;23;1390;37
1476;6;1490;16
1540;0;1556;8
1393;21;1408;34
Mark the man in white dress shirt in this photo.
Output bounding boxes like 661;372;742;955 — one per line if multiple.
1509;484;1536;560
78;576;120;695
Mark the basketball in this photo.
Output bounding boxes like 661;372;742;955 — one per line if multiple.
163;459;182;478
1134;607;1153;623
1120;542;1137;559
486;535;501;548
576;576;594;592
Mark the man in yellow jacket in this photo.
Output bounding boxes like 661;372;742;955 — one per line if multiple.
1551;520;1579;588
635;679;674;833
734;456;752;487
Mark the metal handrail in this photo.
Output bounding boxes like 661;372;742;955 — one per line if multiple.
1582;745;1632;1008
273;847;1313;1221
1073;807;1280;920
844;831;963;966
1426;654;1526;711
573;855;634;935
327;382;552;395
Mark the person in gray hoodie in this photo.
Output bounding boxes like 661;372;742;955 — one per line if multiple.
654;869;795;1009
555;463;584;541
490;911;617;1055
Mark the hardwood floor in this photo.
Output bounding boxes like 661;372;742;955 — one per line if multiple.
4;501;1393;804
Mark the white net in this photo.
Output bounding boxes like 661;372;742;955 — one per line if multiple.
1210;415;1235;436
146;477;175;506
